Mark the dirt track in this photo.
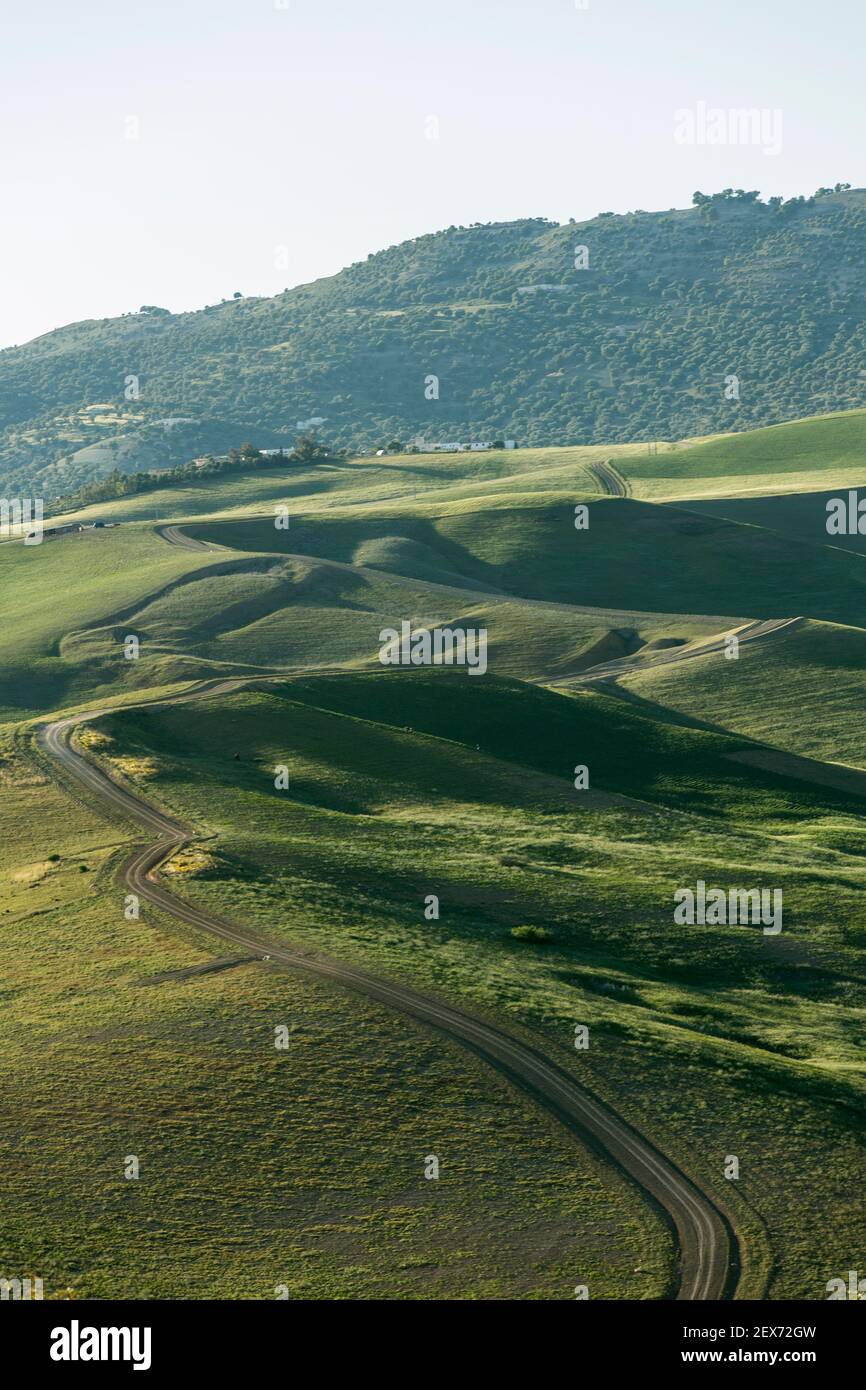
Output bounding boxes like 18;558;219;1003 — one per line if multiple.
38;682;739;1302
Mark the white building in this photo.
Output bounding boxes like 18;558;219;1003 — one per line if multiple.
413;437;516;453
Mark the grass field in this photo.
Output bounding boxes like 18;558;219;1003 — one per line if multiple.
622;409;866;500
3;504;739;715
2;406;864;1300
74;674;866;1298
678;483;866;557
44;408;866;532
0;721;672;1300
188;491;866;628
0;528;204;719
625;620;866;773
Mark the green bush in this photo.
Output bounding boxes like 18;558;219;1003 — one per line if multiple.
510;924;554;944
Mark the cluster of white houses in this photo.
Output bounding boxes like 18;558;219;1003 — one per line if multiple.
195;436;518;465
408;436;516;453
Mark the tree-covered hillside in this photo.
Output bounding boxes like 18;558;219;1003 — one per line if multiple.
3;186;866;496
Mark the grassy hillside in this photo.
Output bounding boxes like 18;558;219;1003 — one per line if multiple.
2;408;864;1301
94;554;712;685
46;445;611;526
44;409;866;534
189;492;866;628
6;188;866;496
1;723;668;1299
79;675;866;1298
639;409;866;485
5;417;864;721
0;528;209;719
679;481;866;555
625;619;866;773
0;519;724;719
624;409;866;501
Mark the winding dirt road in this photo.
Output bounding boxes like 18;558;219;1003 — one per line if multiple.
549;616;803;687
587;460;631;498
155;524;222;551
37;682;738;1301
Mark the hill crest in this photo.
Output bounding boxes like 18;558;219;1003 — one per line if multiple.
4;188;866;496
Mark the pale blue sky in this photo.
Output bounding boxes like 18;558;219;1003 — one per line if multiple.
1;0;862;347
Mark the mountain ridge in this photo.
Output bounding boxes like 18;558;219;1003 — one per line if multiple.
4;187;866;497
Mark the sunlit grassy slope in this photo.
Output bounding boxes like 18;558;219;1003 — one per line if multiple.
189;492;866;627
5;501;756;719
0;528;204;718
623;408;866;500
2;406;864;1301
640;409;866;482
625;619;866;772
82;674;866;1298
0;720;670;1299
60;549;724;685
46;447;612;526
17;483;865;725
46;408;866;529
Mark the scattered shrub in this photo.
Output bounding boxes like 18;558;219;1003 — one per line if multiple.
510;924;554;944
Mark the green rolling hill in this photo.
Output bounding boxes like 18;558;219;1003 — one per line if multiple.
69;673;866;1297
625;619;866;773
1;405;864;1300
188;489;866;626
